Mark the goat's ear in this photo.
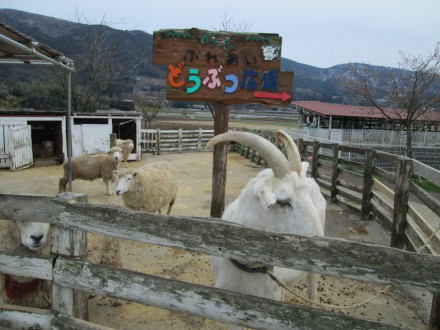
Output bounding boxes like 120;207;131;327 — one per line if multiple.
258;189;277;209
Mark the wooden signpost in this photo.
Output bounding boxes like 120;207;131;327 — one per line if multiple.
152;28;294;217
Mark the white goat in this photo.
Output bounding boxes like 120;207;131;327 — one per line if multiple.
208;130;326;304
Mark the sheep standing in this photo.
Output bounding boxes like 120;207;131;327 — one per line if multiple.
0;221;123;308
59;147;123;196
116;161;178;214
32;140;54;158
116;139;134;168
208;130;326;306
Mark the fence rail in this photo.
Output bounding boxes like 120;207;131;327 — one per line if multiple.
2;193;440;329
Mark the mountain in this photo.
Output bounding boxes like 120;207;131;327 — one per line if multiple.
0;9;397;106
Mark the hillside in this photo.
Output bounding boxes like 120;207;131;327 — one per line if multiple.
0;9;397;107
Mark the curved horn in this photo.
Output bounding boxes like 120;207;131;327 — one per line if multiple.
207;131;291;178
275;130;302;174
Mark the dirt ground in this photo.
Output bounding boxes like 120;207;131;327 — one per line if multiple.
0;151;433;329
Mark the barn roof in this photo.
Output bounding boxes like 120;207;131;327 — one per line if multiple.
292;101;440;122
0;21;74;71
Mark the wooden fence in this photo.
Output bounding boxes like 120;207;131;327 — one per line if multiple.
140;128;214;154
1;192;440;329
1;130;440;329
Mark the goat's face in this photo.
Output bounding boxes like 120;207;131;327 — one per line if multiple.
234;167;325;236
208;131;326;237
16;221;50;251
116;172;134;196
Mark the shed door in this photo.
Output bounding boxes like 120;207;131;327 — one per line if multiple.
8;125;33;171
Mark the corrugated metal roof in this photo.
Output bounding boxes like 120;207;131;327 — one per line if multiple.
0;21;74;71
292;101;440;122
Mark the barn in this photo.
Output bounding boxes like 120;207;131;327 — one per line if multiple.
0;109;142;169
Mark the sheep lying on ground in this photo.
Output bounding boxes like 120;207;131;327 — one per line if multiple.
116;139;134;168
0;220;123;309
59;147;123;195
32;140;54;158
116;161;178;214
209;130;326;306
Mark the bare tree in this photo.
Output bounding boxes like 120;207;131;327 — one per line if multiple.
134;91;166;129
68;13;148;112
346;43;440;158
216;10;253;33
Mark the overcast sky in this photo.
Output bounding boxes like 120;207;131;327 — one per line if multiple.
2;0;439;68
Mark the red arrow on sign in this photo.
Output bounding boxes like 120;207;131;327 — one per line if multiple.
254;91;291;101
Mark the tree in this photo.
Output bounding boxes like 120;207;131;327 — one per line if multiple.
134;91;166;129
346;43;440;158
67;14;148;112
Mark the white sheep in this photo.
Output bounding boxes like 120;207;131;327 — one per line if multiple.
32;140;54;158
208;130;326;306
116;161;178;214
0;220;123;309
116;139;135;168
59;147;123;196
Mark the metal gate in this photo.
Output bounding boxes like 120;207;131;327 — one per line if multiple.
8;125;33;171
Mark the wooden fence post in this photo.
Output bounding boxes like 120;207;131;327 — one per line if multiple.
109;133;117;148
361;149;375;220
330;143;339;203
156;128;161;155
390;157;412;249
178;128;183;153
430;293;440;330
210;103;229;218
296;138;304;159
311;141;320;180
51;193;88;320
198;128;202;151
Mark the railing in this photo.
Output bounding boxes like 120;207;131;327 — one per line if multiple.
140;128;214;154
1;192;440;329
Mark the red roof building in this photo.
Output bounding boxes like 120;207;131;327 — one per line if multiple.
292;101;440;131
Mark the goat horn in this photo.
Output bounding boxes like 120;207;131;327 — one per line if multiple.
275;130;302;174
207;131;291;178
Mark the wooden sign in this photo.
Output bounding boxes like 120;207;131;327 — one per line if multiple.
152;28;294;106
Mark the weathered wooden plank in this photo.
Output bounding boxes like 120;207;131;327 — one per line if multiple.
412;159;440;188
0;193;58;222
51;315;114;330
409;182;440;217
339;145;366;154
53;201;440;291
373;166;396;183
0;304;110;330
0;304;53;329
0;251;53;280
373;179;395;201
338;178;363;194
375;150;399;164
53;258;401;330
338;158;364;171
